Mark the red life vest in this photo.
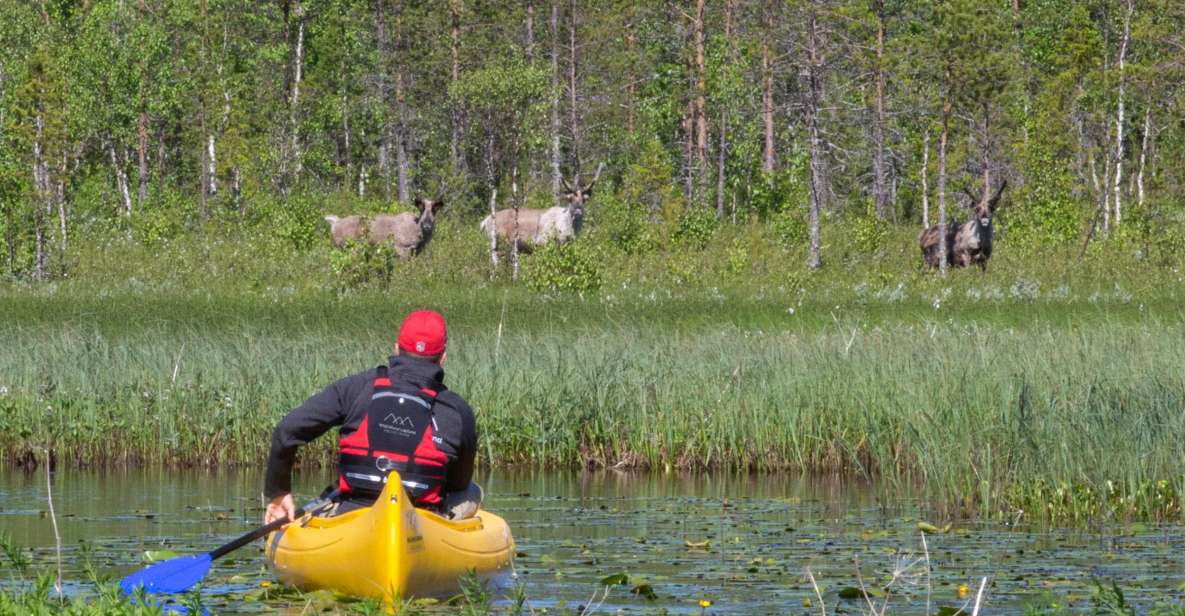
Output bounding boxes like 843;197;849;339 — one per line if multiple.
337;366;449;507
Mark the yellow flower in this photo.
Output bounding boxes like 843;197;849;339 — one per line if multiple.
699;599;712;608
260;580;272;588
957;584;969;598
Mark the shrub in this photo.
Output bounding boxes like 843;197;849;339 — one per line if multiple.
771;209;808;249
593;193;657;255
671;208;717;249
850;210;889;256
328;240;398;291
526;242;601;293
726;239;750;275
255;193;323;251
130;206;183;247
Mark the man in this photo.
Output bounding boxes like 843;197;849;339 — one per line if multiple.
263;309;480;524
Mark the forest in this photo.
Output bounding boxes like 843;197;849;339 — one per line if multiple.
2;0;1183;280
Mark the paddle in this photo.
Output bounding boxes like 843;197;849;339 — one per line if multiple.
119;491;338;596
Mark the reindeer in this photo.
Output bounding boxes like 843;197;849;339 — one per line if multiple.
919;180;1007;272
324;198;444;258
480;164;602;253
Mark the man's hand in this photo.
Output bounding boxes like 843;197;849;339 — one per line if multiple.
264;493;296;525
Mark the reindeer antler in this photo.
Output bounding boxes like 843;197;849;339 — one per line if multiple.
560;175;574;193
988;179;1008;210
959;185;978;210
585;162;605;190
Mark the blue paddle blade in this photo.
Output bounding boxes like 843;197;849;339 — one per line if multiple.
119;553;213;595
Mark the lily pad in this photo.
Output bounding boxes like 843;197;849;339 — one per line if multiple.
142;550;181;563
838;586;872;600
630;583;657;600
600;573;629;586
918;521;952;534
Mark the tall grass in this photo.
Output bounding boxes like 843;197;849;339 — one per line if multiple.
2;221;1184;521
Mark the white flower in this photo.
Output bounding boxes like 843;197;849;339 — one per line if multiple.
0;386;8;396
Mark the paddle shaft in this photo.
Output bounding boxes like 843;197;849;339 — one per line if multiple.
208;492;338;560
207;512;300;560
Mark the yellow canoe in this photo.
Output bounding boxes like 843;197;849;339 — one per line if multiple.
265;471;515;600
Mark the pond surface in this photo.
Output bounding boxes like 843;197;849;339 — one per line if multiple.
2;468;1183;614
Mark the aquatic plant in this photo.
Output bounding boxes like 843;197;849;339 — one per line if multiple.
2;225;1185;522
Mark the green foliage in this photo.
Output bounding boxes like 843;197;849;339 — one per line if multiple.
259;193;323;251
328;240;398;291
1007;157;1081;250
592;193;657;255
455;570;492;616
749;163;809;220
525;242;601;293
725;239;750;275
130;206;184;247
771;209;808;249
849;209;889;256
671;208;717;250
619;137;685;223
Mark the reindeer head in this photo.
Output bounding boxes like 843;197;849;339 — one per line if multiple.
560;163;603;234
962;180;1008;228
413;198;444;237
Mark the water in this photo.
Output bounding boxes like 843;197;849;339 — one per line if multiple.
2;468;1184;614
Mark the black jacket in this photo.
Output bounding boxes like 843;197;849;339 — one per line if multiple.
264;355;477;499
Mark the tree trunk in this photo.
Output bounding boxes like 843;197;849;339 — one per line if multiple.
692;0;708;192
1137;106;1150;209
938;98;950;275
510;160;521;281
285;0;306;190
232;166;242;211
921;129;930;228
207;133;217;197
341;90;352;190
1112;0;1132;227
487;187;499;271
804;9;824;270
199;107;208;218
568;0;582;180
762;0;775;173
395;68;410;203
106;142;133;217
1102;136;1112;232
4;202;13;275
56;154;68;256
137;111;149;204
549;0;562;206
716;0;735;220
450;0;462;172
375;0;391;198
872;0;888;219
33;207;46;281
716;106;727;220
626;13;636;137
525;0;535;62
33;113;49;281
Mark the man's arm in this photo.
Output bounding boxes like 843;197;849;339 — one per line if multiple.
264;375;359;499
441;393;478;493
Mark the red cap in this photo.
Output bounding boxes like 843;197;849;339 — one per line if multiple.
397;310;448;356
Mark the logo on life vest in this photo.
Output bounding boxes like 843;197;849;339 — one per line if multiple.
383;413;414;427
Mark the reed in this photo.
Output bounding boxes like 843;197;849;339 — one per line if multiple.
2;223;1184;522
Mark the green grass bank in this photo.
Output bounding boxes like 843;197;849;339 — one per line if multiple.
2;218;1184;522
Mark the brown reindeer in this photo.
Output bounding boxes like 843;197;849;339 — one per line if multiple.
480;164;602;252
919;180;1007;271
325;198;444;258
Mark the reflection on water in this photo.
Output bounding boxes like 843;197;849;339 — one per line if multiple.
2;468;1183;614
